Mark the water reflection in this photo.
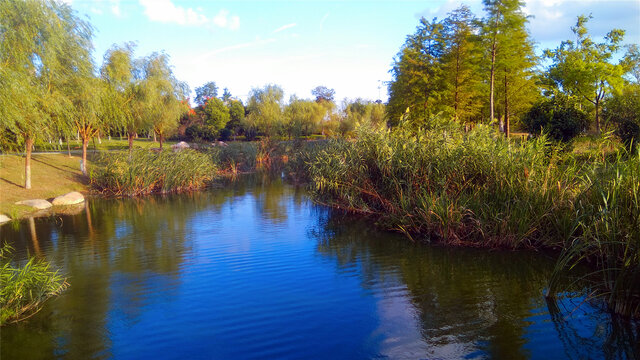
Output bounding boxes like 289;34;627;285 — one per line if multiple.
1;175;638;359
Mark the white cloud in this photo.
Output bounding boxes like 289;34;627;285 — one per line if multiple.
213;9;240;30
139;0;239;30
197;38;276;61
272;23;297;34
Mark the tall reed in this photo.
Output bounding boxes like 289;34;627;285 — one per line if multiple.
1;244;68;325
90;149;216;196
307;122;639;317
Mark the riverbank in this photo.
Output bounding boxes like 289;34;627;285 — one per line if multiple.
0;154;90;220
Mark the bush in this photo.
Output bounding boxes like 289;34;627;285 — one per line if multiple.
522;97;589;142
604;85;640;151
185;124;218;142
90;149;216;196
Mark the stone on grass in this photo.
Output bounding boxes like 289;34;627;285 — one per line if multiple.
15;199;52;210
0;214;10;224
172;141;190;151
52;191;85;206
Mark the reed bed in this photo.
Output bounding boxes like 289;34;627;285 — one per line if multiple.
90;149;216;196
1;244;68;325
306;123;640;317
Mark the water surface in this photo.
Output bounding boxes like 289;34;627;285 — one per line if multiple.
2;175;638;359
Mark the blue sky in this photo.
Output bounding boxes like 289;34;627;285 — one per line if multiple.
66;0;640;103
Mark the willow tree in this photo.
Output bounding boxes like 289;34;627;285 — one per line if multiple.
139;52;188;149
245;84;285;138
100;43;140;152
0;0;93;188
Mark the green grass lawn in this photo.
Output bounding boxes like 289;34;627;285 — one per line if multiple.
0;154;90;219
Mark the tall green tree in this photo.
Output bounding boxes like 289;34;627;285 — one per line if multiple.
544;15;626;131
482;0;535;129
203;97;230;134
441;5;483;124
387;17;446;126
139;52;189;149
225;99;245;139
245;84;284;138
100;43;141;152
284;97;324;139
0;0;93;187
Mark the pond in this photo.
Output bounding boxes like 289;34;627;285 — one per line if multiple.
1;175;638;359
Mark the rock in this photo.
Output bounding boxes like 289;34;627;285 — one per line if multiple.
0;214;11;224
52;191;85;206
172;141;190;151
53;202;85;216
212;141;228;147
15;199;52;210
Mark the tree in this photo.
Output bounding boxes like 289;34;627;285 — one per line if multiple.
225;99;245;139
100;43;140;152
139;52;189;149
194;81;218;106
603;84;640;150
544;15;626;132
222;88;232;103
0;0;94;187
311;86;335;103
284;98;324;139
203;97;230;135
441;5;483;124
245;84;284;138
387;17;447;126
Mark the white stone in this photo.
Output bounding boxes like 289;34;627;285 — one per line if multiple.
0;214;11;224
15;199;52;210
52;192;85;206
172;141;190;151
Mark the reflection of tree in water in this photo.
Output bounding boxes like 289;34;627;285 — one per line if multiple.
1;194;212;360
545;298;640;359
311;211;639;359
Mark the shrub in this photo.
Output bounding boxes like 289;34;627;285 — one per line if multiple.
185;124;218;142
522;97;589;141
604;85;640;151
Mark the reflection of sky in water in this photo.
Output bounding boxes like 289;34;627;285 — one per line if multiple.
1;176;638;360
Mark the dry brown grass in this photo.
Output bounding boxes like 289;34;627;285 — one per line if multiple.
0;154;90;219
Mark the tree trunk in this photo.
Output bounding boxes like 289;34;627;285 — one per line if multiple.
24;136;33;189
159;134;163;150
153;131;157;142
489;12;500;124
504;74;510;138
595;95;600;133
127;132;134;153
81;137;88;176
67;137;71;157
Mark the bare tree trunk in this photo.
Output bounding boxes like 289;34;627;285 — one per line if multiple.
595;94;600;133
153;130;157;142
489;12;500;124
67;137;71;157
25;136;33;189
81;137;88;176
159;134;163;150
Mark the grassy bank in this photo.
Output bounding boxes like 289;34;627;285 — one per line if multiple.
306;124;639;317
0;154;89;219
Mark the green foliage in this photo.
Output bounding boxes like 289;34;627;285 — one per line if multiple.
90;149;216;196
522;97;589;142
603;84;640;150
1;243;68;325
544;15;626;131
311;86;335;103
225;99;245;138
284;98;324;139
245;84;285;138
203;97;230;133
185;124;218;142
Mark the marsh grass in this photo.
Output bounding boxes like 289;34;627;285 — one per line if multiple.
1;244;68;325
307;123;640;317
90;149;216;196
